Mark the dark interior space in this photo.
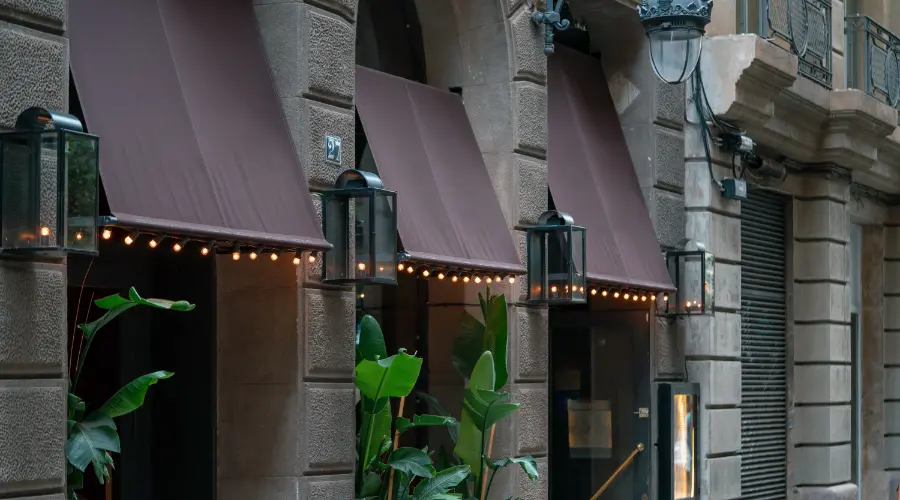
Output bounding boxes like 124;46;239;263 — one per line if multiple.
67;239;216;500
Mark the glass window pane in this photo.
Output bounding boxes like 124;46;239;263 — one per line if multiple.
571;228;586;300
373;191;397;282
547;229;574;301
678;253;704;314
353;196;371;279
324;196;350;280
673;394;697;500
64;132;98;252
527;231;544;300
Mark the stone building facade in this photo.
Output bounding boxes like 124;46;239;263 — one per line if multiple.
5;0;900;499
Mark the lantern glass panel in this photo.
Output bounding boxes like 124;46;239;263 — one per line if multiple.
371;190;397;282
703;250;715;312
571;227;586;300
527;229;544;301
64;132;99;253
546;228;584;302
667;250;714;315
324;195;351;281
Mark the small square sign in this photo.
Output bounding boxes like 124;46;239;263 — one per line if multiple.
325;135;342;165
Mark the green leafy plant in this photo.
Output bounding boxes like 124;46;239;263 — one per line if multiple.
66;287;195;500
355;287;538;500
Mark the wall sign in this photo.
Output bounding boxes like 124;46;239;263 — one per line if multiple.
325;135;342;165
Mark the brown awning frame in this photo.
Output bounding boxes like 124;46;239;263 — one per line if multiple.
548;46;675;293
70;0;330;252
355;66;525;277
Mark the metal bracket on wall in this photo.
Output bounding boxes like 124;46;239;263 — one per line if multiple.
526;0;571;54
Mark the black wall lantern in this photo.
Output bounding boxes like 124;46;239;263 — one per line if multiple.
665;239;714;316
637;0;713;85
526;210;586;305
0;107;100;256
658;382;700;500
321;169;398;285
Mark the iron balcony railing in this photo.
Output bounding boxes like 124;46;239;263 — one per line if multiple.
846;15;900;119
739;0;833;88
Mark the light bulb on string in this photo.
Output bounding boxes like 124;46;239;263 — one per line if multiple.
551;285;558;293
232;243;241;261
463;276;470;283
293;251;302;265
201;242;215;256
451;274;459;283
474;276;482;284
663;294;669;302
40;226;50;237
124;231;138;246
358;262;367;271
437;272;446;280
633;294;639;302
407;265;415;274
508;276;516;284
102;228;113;240
173;237;189;253
308;253;317;263
148;236;159;249
495;275;502;283
601;289;609;297
623;291;630;300
613;291;620;299
641;295;647;302
651;294;657;301
398;262;406;271
270;252;279;261
249;250;259;260
421;268;430;278
590;288;598;296
485;277;493;284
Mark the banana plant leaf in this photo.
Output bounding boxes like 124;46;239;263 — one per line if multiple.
359;397;392;471
451;289;508;391
454;352;495;484
79;287;195;341
356;315;387;366
397;414;458;436
486;456;540;480
356;351;423;401
412;465;470;500
461;389;519;432
99;371;174;418
66;412;119;479
387;447;436;479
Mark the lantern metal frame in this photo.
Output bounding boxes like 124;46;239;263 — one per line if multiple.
658;382;701;500
527;0;572;55
0;107;100;257
526;210;587;306
320;169;398;286
663;240;715;316
637;0;713;84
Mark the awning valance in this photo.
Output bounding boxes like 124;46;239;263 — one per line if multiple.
69;0;330;251
548;47;674;292
355;66;524;275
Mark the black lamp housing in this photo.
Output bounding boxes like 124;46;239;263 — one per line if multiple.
321;169;398;285
637;0;712;85
658;382;700;500
664;240;714;316
526;210;587;305
0;107;100;256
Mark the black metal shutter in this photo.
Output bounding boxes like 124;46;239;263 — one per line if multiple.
740;189;788;500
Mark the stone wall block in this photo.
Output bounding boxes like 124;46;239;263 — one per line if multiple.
795;241;849;283
0;262;65;377
298;473;354;500
513;306;548;382
795;365;851;404
794;405;852;444
885;227;900;259
652;188;687;249
685;211;740;262
508;7;545;83
794;282;849;323
700;455;741;500
687;360;741;406
300;383;355;474
218;286;299;384
885;367;900;399
0;379;65;496
655;80;686;126
462;81;513;154
515;155;547;225
798;176;850;202
510;81;547;157
459;21;510;87
682;312;741;359
715;262;741;311
654;127;685;190
218;477;298;500
884;297;900;330
886;261;900;294
302;288;355;380
794;199;849;243
886;332;900;365
793;323;851;363
887;403;900;434
514;385;548;456
700;408;741;455
887;437;900;469
684;161;741;216
216;382;300;478
795;444;852;485
0;22;67;129
281;97;354;188
0;1;66;28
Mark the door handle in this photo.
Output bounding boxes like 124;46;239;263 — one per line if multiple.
589;443;645;500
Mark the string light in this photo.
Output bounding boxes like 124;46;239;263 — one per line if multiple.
232;243;241;261
201;242;215;256
407;265;415;274
148;236;159;249
40;226;50;237
398;262;406;271
641;295;647;302
613;291;620;298
102;228;113;240
508;276;516;284
452;275;459;283
485;276;493;284
591;288;598;296
249;250;259;260
124;231;138;245
663;294;669;302
308;252;317;263
173;237;189;253
437;272;446;280
463;276;470;283
293;251;302;265
602;289;609;297
358;262;367;271
495;275;502;283
651;294;657;301
270;252;279;261
421;268;430;278
474;276;482;284
633;295;639;302
359;292;365;299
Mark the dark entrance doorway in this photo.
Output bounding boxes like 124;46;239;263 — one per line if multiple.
549;307;651;500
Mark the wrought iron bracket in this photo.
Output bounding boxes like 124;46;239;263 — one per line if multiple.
527;0;571;54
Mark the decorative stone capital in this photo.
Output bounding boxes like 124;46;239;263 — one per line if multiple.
818;90;898;171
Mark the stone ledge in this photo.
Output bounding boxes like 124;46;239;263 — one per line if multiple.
820;90;899;170
795;483;858;500
0;1;66;31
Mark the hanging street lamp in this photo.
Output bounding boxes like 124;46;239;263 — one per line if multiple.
320;169;398;285
0;107;100;256
637;0;713;85
526;210;587;305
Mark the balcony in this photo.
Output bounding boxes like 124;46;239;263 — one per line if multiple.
846;15;900;121
739;0;833;89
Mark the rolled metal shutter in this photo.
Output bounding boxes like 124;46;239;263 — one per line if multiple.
740;188;788;500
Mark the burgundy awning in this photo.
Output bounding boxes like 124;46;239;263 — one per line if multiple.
69;0;330;250
548;47;674;291
355;67;524;275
